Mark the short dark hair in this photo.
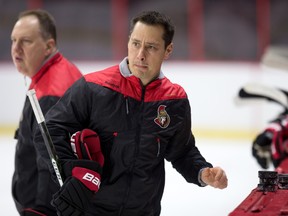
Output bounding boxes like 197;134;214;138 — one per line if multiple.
18;9;57;44
130;11;175;48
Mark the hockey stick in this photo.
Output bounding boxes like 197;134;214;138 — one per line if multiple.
27;89;63;187
237;82;288;110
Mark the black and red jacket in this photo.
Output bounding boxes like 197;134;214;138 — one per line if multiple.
37;57;212;216
12;52;82;215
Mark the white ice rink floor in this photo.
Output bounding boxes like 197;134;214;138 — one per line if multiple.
1;135;263;216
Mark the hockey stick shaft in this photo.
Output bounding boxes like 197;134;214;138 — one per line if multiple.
27;89;64;187
239;83;288;109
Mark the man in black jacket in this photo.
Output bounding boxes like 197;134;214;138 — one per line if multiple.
11;9;82;215
35;10;228;216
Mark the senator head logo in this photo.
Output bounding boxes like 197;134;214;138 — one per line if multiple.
154;105;170;129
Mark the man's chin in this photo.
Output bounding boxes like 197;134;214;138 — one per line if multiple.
17;68;28;76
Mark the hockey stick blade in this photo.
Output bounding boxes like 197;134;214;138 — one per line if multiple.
237;83;288;109
27;89;64;187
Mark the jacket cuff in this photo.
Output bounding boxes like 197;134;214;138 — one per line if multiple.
198;168;208;187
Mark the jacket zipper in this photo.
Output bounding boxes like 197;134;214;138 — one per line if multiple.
119;86;146;216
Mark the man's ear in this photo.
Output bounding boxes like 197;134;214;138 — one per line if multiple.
164;43;173;60
45;38;56;55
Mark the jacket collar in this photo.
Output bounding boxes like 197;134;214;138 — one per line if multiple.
30;51;62;89
119;57;165;80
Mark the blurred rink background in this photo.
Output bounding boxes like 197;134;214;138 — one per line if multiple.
1;0;288;215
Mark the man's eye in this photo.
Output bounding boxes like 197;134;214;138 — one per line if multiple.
132;42;139;47
23;39;32;43
147;46;157;51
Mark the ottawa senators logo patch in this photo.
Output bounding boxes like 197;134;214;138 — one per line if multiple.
154;105;170;128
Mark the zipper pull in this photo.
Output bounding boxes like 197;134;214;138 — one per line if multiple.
157;138;160;157
125;96;129;114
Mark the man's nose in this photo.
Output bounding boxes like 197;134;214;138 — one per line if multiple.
12;41;21;53
137;47;145;61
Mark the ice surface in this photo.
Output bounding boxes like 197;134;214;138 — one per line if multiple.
1;135;262;216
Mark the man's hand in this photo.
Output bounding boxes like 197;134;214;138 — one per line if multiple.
51;177;93;216
70;129;104;166
201;167;228;189
52;129;104;216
